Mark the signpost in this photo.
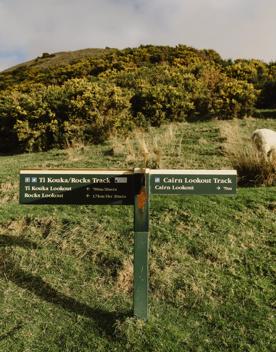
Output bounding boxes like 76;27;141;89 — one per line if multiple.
19;168;237;320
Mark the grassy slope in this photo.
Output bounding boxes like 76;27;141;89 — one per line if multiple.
2;48;115;73
0;119;275;352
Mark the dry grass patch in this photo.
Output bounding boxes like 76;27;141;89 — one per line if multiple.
0;182;18;204
115;259;133;294
0;217;32;236
219;120;276;186
110;124;185;168
64;140;87;162
231;146;275;186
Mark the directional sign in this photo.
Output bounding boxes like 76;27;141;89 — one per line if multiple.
19;167;237;321
20;169;134;205
150;170;237;195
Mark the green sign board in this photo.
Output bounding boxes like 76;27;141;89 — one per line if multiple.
20;169;134;205
150;170;237;195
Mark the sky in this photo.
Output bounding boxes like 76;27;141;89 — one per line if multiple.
0;0;275;71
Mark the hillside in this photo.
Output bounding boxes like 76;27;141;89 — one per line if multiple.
2;48;115;73
0;119;275;351
0;45;275;154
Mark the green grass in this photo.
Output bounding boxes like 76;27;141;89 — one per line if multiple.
0;119;275;351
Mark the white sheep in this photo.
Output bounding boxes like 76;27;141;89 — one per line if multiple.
251;128;276;161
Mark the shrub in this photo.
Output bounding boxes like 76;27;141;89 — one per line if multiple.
225;59;269;87
57;79;133;145
130;82;194;127
189;68;259;120
0;79;133;152
213;78;258;119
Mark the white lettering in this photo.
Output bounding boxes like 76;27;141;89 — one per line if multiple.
92;177;111;184
41;193;63;198
47;177;70;183
70;177;91;183
155;185;171;190
172;185;194;191
31;186;49;191
184;177;212;184
213;177;232;184
49;186;72;191
163;177;182;183
24;193;41;198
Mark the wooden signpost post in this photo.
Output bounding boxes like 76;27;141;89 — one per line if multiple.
20;168;237;321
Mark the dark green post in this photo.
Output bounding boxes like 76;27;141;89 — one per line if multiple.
133;168;150;320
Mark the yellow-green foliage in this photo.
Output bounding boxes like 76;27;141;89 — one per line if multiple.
0;79;132;152
0;45;270;153
225;59;269;85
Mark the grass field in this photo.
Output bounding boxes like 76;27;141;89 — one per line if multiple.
0;118;275;351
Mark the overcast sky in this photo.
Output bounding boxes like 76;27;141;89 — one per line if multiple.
0;0;275;71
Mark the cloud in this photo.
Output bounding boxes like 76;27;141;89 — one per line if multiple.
0;0;275;71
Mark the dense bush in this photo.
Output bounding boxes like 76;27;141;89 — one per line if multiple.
225;59;269;86
0;79;133;152
130;82;195;126
212;77;258;119
0;45;268;153
183;68;258;120
226;59;276;111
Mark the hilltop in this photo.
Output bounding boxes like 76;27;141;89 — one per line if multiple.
2;48;115;73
